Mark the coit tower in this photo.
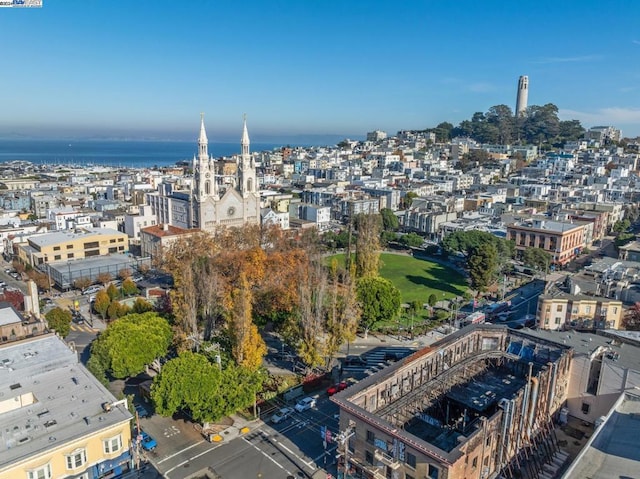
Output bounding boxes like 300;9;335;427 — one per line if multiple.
515;75;529;116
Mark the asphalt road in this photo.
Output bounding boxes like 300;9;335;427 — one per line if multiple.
145;394;340;479
142;343;424;479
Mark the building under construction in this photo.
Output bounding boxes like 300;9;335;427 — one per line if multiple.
331;324;572;479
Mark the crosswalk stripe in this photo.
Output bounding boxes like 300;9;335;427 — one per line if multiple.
341;346;417;374
70;324;98;333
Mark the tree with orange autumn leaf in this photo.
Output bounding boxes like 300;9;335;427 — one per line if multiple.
253;249;306;323
227;272;266;371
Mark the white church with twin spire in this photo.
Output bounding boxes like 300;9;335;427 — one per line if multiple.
191;114;261;232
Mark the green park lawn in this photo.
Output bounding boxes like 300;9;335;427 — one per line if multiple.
329;253;468;332
329;253;468;303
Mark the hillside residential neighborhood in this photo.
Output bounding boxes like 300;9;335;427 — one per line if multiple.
2;123;640;479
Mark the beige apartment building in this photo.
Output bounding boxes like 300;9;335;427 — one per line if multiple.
17;229;129;267
0;334;133;479
536;293;623;331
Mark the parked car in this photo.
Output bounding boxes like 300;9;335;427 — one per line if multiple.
134;429;157;451
270;407;293;424
327;382;348;396
294;397;316;412
0;281;6;288
82;285;102;295
135;403;150;418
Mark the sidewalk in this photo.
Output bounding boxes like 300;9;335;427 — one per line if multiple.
53;294;107;331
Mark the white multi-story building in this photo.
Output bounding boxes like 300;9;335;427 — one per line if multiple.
260;208;290;230
46;207;91;230
124;205;158;242
298;204;331;230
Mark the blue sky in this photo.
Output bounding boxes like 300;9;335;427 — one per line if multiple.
2;0;640;141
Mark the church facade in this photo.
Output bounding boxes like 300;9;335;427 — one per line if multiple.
191;115;261;232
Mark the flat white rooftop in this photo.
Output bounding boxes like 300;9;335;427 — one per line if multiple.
0;334;131;471
562;391;640;479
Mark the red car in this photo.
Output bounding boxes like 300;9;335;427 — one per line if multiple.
327;381;348;396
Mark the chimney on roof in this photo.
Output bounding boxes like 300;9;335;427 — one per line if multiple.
162;224;169;232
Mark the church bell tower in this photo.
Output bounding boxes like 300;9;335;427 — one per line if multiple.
238;115;256;197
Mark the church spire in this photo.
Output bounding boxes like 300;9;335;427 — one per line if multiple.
198;112;208;161
239;114;255;195
241;113;250;157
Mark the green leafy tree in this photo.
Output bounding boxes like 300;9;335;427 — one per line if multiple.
459;149;492;172
453;103;582;146
522;247;552;273
107;301;130;320
356;276;401;337
334;230;350;249
151;351;264;422
521;104;561;144
435;121;454;142
401;192;418;209
427;294;437;308
468;243;498;292
87;349;110;386
442;231;513;270
380;230;398;247
486;104;515;144
399;232;424;248
380;208;399;231
409;300;423;316
107;283;120;301
132;297;154;314
93;290;110;319
45;307;72;337
427;293;437;318
613;219;631;234
121;278;138;296
558;120;585;142
89;312;172;379
615;232;635;249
